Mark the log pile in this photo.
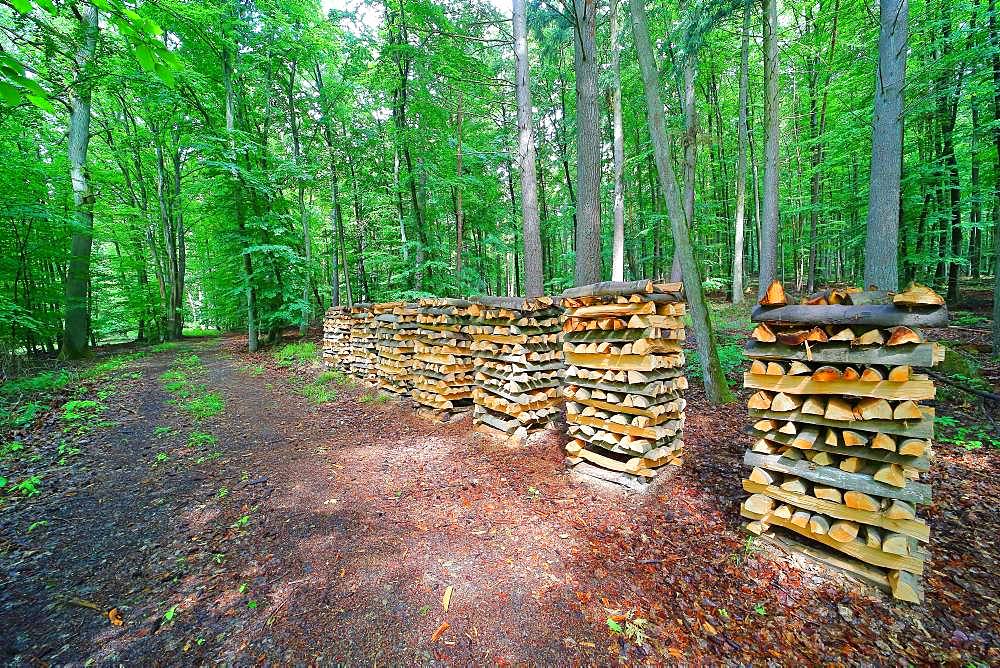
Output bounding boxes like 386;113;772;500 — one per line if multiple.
467;296;565;440
741;281;947;603
348;303;377;384
559;280;688;488
411;298;476;416
322;305;352;373
373;301;420;396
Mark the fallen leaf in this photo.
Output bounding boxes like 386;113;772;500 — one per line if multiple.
108;608;124;626
703;621;717;636
442;585;453;612
431;621;450;642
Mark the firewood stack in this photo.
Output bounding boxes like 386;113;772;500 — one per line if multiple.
467;296;565;440
373;301;420;396
741;281;948;603
411;298;476;416
322;305;352;373
348;303;377;384
559;280;688;488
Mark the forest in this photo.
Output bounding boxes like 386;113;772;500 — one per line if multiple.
1;0;999;664
1;0;998;364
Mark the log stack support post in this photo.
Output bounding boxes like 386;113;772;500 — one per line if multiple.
742;281;947;603
322;305;352;373
374;301;419;396
559;280;688;489
411;298;476;418
468;296;565;441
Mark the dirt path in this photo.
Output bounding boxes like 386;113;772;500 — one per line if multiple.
2;337;998;665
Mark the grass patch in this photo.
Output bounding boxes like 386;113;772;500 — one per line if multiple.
242;364;265;377
187;431;218;448
360;392;391;405
274;342;318;367
316;370;349;385
687;343;745;381
184;392;224;420
0;370;71;399
301;381;338;404
150;341;182;353
182;328;220;338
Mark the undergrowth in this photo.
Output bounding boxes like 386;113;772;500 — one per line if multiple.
274;342;318;367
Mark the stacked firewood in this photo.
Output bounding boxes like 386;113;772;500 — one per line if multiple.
322;305;352;373
411;298;476;415
467;296;565;440
560;280;688;488
373;301;420;396
741;281;947;603
348;303;377;384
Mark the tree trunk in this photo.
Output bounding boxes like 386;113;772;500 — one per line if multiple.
286;61;311;337
673;50;697;284
629;0;734;405
610;0;626;282
454;90;465;286
572;0;602;286
514;0;543;296
732;0;751;304
223;40;257;353
759;0;780;300
991;0;1000;352
864;0;908;292
61;2;99;359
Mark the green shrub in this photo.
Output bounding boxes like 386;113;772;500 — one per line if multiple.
61;399;103;422
0;369;71;399
187;431;218;448
274;342;318;367
150;341;181;353
184;392;224;419
182;328;220;338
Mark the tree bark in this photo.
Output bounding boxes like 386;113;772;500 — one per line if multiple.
514;0;543;296
572;0;602;286
732;0;751;304
61;2;99;359
759;0;780;300
286;61;311;337
863;0;908;292
990;0;1000;352
629;0;735;404
454;90;466;285
610;0;626;282
673;50;697;284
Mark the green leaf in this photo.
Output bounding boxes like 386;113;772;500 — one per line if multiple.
26;94;54;113
11;0;32;14
154;62;175;87
134;43;154;72
91;0;111;9
607;619;623;634
35;0;55;13
0;82;20;107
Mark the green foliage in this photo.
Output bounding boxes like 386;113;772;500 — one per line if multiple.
274;342;318;367
154;426;175;437
182;328;220;338
0;440;25;461
187;431;218;448
60;399;104;423
184;393;224;420
242;364;265;377
359;392;391;405
9;475;42;498
688;344;744;381
151;342;182;353
0;370;70;398
163;605;178;622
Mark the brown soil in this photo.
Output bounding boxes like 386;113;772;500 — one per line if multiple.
1;334;997;665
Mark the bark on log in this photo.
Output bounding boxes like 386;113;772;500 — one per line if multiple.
751;304;948;327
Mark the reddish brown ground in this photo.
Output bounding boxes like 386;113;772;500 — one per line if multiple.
1;331;998;665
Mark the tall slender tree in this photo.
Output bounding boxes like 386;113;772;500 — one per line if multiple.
732;0;752;304
759;0;780;299
514;0;543;296
572;0;602;286
863;0;908;292
610;0;626;282
629;0;734;404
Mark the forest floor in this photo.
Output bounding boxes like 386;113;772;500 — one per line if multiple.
1;303;999;665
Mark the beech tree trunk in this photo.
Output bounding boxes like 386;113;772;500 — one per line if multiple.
513;0;543;296
732;0;751;304
454;90;466;285
572;0;602;286
629;0;735;405
759;0;780;300
864;0;908;292
990;0;1000;352
610;0;625;282
61;2;99;359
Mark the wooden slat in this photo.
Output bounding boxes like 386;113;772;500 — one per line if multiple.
744;451;931;504
751;304;948;327
755;429;930;471
742;480;930;541
742;505;924;574
743;341;943;367
748;407;934;439
744;373;935;401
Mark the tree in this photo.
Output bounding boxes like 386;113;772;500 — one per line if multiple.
863;0;908;292
62;2;101;358
732;0;752;304
609;0;626;282
572;0;602;286
629;0;735;404
759;0;780;300
514;0;543;296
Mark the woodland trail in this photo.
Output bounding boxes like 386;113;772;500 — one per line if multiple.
1;336;998;665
